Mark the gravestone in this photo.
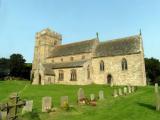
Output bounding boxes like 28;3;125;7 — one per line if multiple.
99;90;104;100
155;83;160;111
77;88;85;101
90;94;95;101
22;100;33;114
118;88;123;96
128;86;131;93
0;111;2;120
123;87;127;95
113;89;118;98
131;86;135;93
60;96;69;107
42;97;52;112
0;92;25;120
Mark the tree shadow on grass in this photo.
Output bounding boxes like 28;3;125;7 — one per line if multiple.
137;102;155;110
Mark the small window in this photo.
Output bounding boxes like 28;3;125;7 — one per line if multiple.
70;69;77;81
52;60;54;63
61;58;63;62
48;77;51;83
70;57;74;61
54;41;57;45
58;70;64;81
82;55;85;60
122;58;128;71
100;60;105;71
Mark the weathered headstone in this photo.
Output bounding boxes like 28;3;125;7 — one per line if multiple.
118;88;123;96
0;111;2;120
22;100;33;114
42;97;52;112
99;90;104;100
155;83;160;111
77;88;85;101
61;96;69;107
0;93;25;120
131;86;135;93
113;89;118;98
90;94;95;101
123;87;127;95
128;86;131;93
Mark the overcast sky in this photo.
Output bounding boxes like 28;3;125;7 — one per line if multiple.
0;0;159;62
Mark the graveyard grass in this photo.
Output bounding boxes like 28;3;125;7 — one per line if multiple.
0;80;160;120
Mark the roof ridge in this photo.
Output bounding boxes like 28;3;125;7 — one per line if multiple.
100;34;140;44
55;38;97;48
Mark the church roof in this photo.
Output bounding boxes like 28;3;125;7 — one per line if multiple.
49;38;98;57
95;35;141;57
43;60;87;69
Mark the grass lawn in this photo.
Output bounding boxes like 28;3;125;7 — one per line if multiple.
0;80;160;120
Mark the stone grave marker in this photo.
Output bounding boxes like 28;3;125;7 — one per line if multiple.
22;100;33;114
123;87;127;95
60;96;69;107
77;88;85;101
155;83;160;111
118;88;123;96
99;90;104;100
90;94;95;101
0;111;2;120
128;86;131;93
0;92;25;120
113;89;118;98
42;97;52;112
131;86;135;93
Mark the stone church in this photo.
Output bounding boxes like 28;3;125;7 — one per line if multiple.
31;28;146;86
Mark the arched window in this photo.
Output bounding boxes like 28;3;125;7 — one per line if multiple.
122;58;128;71
87;66;90;79
82;55;85;60
59;70;64;81
100;60;105;71
70;69;77;81
61;58;63;62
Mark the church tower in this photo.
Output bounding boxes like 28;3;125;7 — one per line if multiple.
31;28;62;84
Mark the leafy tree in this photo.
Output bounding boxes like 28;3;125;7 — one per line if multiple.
0;58;10;78
145;57;160;84
9;54;26;77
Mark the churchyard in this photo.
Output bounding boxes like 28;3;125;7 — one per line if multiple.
0;80;160;120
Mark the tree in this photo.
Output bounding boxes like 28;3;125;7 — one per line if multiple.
9;54;26;77
145;58;160;85
0;58;10;78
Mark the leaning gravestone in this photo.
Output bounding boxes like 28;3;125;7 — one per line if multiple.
77;88;85;101
118;88;123;96
0;111;2;120
123;87;127;95
22;100;33;114
155;83;160;111
113;89;118;98
42;97;52;112
90;94;95;101
99;90;104;100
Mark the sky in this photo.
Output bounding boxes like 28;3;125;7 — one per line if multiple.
0;0;160;63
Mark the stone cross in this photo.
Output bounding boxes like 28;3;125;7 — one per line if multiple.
77;88;85;101
42;97;52;112
90;94;95;101
99;90;104;100
123;87;127;95
22;100;33;114
113;89;118;98
118;88;123;96
0;93;26;120
60;96;69;107
155;83;160;111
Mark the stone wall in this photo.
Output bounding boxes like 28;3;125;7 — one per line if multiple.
92;53;146;86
